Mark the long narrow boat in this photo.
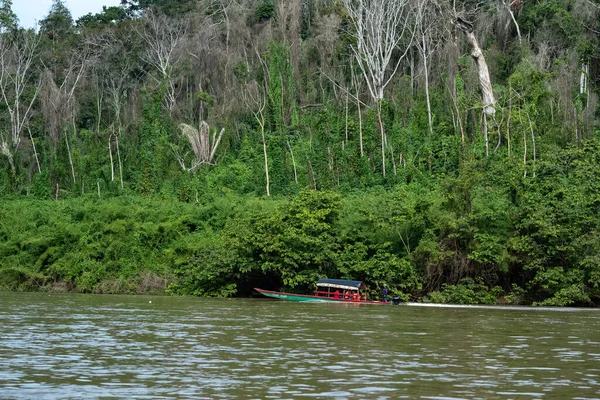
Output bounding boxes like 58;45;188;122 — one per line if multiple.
254;278;395;305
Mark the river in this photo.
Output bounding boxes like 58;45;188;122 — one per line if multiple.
1;292;599;399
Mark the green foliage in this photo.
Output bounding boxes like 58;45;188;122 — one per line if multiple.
0;0;17;32
425;278;502;305
197;91;215;107
0;266;46;291
534;284;590;307
0;0;598;307
76;6;126;28
504;284;527;305
39;0;73;41
521;0;581;47
254;0;275;23
136;88;177;195
120;0;196;17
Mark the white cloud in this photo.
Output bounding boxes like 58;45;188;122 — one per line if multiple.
13;0;122;29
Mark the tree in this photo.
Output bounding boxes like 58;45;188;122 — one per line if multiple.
40;41;97;184
76;6;127;28
137;8;186;113
0;30;39;153
340;0;418;176
455;17;496;156
243;79;270;197
39;0;74;43
0;0;17;32
414;0;447;138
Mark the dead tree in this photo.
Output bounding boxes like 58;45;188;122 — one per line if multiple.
455;17;496;156
40;46;94;183
105;60;132;190
137;8;186;113
340;0;418;176
276;0;304;102
243;80;270;197
415;0;447;138
503;0;522;43
0;30;39;172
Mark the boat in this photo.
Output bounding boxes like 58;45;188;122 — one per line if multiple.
254;278;396;305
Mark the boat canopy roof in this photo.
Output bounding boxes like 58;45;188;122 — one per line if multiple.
316;279;366;291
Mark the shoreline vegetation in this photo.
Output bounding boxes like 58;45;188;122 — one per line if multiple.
2;150;600;308
0;1;599;306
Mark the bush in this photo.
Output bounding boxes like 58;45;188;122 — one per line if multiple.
424;278;501;305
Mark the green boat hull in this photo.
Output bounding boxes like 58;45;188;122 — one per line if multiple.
260;291;339;303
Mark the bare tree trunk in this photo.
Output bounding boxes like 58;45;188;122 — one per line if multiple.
449;86;465;144
116;132;124;190
495;116;502;153
521;112;527;177
423;42;433;137
410;51;415;97
95;74;103;134
27;126;41;173
0;140;15;174
358;100;363;157
527;112;536;177
580;63;588;94
507;85;512;155
262;123;270;197
66;124;76;184
377;101;386;177
505;2;522;43
455;18;496;116
244;75;271;196
352;69;364;157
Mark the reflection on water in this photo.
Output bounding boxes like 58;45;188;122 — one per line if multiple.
1;293;600;399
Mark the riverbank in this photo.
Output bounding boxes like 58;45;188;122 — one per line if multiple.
1;164;600;307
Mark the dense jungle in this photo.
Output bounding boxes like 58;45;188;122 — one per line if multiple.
0;0;599;306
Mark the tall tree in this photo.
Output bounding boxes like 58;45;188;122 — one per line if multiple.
137;8;186;113
340;0;418;176
414;0;447;138
455;17;496;156
243;79;270;197
39;0;74;43
0;30;40;151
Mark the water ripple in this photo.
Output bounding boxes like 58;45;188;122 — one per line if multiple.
1;293;600;398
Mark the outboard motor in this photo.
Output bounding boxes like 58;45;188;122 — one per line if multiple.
391;295;402;305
